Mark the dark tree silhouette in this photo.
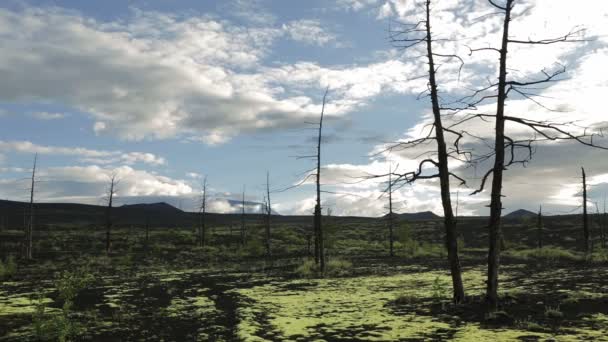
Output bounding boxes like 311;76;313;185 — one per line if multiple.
198;176;208;247
459;0;607;310
537;205;543;249
313;88;329;272
582;167;589;254
105;173;118;255
387;0;467;303
25;153;37;260
241;185;246;247
264;172;272;257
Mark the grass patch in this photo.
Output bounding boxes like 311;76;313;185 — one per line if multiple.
504;246;581;261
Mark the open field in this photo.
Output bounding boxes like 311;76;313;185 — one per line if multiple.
1;212;607;341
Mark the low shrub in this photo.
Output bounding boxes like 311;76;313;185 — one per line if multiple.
0;255;17;280
504;246;580;262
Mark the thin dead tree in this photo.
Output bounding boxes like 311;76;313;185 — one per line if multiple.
198;176;208;247
265;172;272;257
387;0;467;303
386;164;396;257
536;205;543;249
25;153;37;260
105;173;118;255
241;185;246;247
313;88;329;272
603;195;607;249
582;167;589;254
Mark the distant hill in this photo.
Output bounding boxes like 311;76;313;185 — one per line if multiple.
384;211;440;221
121;202;183;213
503;209;536;220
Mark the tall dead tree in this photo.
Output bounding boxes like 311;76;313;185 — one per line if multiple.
582;167;589;254
25;153;37;260
265;172;271;257
199;176;208;247
313;88;329;272
537;205;543;249
241;185;246;246
462;0;607;309
603;196;607;249
387;166;395;257
388;0;466;303
105;173;117;255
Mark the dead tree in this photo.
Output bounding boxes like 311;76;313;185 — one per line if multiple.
537;205;543;249
387;0;467;303
25;153;37;260
449;0;608;309
241;185;246;246
105;173;118;255
198;176;208;247
264;172;272;257
387;166;396;257
313;88;329;272
603;196;607;249
582;167;589;254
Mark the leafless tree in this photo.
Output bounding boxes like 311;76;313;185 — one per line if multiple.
387;0;467;303
461;0;607;309
312;88;329;272
105;173;118;255
582;167;589;254
198;176;208;247
265;172;272;257
602;196;607;249
241;185;246;247
536;205;543;249
24;153;37;260
385;164;396;257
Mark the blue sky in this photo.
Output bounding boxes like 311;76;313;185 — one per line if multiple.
1;0;607;216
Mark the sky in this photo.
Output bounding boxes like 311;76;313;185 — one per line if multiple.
0;0;607;217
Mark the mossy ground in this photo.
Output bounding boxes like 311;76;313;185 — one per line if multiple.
1;218;607;341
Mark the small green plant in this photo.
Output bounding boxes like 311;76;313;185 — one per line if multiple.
0;255;17;280
325;258;353;277
431;276;449;303
295;259;316;278
32;268;94;341
544;305;563;319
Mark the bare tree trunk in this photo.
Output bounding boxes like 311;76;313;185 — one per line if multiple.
314;88;329;272
105;174;116;255
485;0;513;310
265;172;271;257
582;167;589;254
388;169;395;258
25;153;37;260
199;177;207;248
537;205;543;249
424;0;465;303
241;186;246;246
603;196;607;249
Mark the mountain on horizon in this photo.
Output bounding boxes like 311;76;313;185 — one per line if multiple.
384;211;440;221
503;209;537;220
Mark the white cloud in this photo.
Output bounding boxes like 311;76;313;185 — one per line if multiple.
282;20;336;46
0;140;166;166
0;7;422;145
30;111;67;120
